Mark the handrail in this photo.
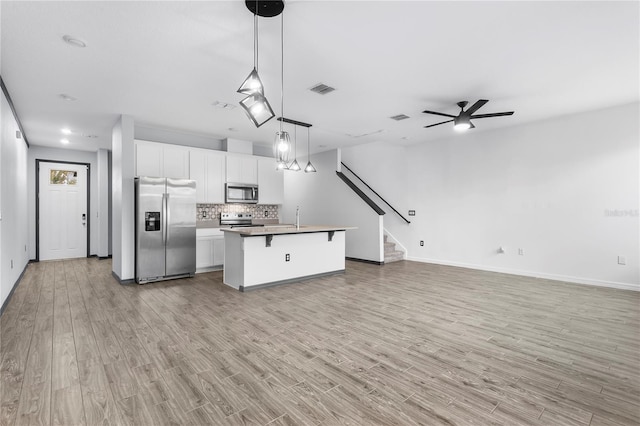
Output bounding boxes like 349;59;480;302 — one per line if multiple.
335;171;386;215
340;162;411;224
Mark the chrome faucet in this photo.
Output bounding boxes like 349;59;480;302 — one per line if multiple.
295;206;300;229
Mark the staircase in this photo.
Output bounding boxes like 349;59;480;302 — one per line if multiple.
384;234;405;263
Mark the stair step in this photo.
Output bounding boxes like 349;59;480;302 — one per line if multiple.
384;241;396;253
384;250;404;263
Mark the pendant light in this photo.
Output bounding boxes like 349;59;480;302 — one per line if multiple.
273;10;291;167
288;125;301;171
304;126;317;173
239;1;274;127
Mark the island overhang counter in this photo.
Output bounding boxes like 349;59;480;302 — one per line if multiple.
221;225;356;291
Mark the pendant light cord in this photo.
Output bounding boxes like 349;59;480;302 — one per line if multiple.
279;11;284;133
254;0;258;70
254;14;258;70
307;127;311;161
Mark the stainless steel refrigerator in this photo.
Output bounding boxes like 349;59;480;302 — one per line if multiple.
135;177;196;284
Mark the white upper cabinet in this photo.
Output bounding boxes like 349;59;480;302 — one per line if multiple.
135;141;163;177
189;148;225;204
226;155;257;184
135;140;190;179
163;145;190;179
257;157;284;205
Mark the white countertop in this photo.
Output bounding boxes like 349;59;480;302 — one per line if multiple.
220;225;356;236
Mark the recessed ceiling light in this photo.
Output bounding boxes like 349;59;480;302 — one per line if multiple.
60;138;70;144
61;128;72;135
62;35;86;48
58;94;77;101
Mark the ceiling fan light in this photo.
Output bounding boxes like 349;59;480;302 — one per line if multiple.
237;68;264;95
239;93;275;127
453;116;471;132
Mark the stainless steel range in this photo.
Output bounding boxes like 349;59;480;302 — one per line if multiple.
220;213;263;228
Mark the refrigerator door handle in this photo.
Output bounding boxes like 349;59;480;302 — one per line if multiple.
165;193;170;243
162;193;167;243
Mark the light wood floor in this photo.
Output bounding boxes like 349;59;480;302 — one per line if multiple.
1;258;639;425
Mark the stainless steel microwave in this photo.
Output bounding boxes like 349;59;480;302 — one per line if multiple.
225;183;259;204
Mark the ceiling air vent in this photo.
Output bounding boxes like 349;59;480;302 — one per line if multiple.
390;114;410;121
309;83;336;95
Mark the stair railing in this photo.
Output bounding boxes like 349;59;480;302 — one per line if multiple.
335;171;385;215
340;162;411;224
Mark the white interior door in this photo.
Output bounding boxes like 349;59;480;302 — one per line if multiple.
39;162;88;260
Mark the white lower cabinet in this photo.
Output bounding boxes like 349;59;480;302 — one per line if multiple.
212;237;225;266
196;229;224;272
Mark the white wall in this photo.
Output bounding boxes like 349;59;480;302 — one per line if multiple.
112;115;135;281
135;124;224;150
405;102;639;290
341;141;412;250
27;146;101;259
134;124;273;157
1;87;29;308
283;149;383;262
97;148;110;257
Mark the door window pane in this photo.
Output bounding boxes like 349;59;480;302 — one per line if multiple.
50;169;78;185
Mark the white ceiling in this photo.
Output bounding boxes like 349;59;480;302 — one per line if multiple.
1;1;638;153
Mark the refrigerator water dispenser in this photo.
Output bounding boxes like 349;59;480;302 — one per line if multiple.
145;212;161;231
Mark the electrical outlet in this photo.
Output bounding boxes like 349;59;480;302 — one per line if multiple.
618;255;626;265
419;240;424;246
518;248;524;256
264;210;269;217
285;254;290;262
408;210;416;216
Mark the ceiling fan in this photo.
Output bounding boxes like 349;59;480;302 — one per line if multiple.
423;99;514;131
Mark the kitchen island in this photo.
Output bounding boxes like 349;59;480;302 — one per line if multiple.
221;225;355;291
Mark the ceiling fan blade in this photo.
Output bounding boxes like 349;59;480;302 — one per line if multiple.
422;110;456;118
464;99;489;116
424;119;454;128
470;111;514;119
